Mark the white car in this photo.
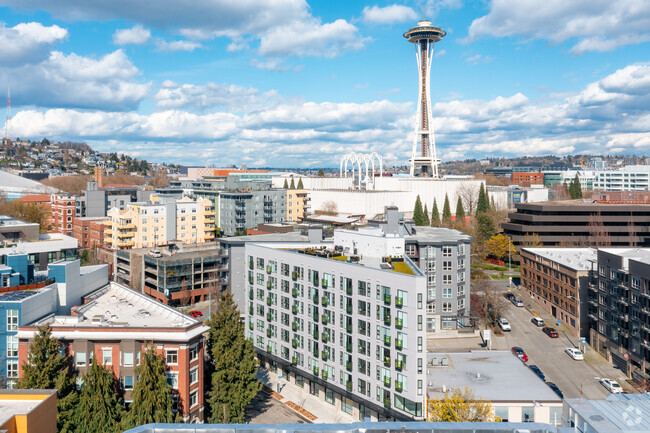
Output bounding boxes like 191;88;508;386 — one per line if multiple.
497;317;511;331
148;249;162;258
511;298;524;307
599;378;623;394
565;348;584;360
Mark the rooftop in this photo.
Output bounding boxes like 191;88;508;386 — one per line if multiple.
0;389;57;427
0;288;45;302
222;232;308;244
599;248;650;269
406;226;472;244
64;282;199;329
427;351;561;403
564;393;650;433
521;247;597;271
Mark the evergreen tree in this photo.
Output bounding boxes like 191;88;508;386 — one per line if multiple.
74;358;124;433
283;179;288;189
441;194;452;228
412;195;425;226
476;213;497;243
207;290;260;423
476;183;489;214
572;174;582;199
17;324;78;432
297;178;304;189
122;344;176;428
490;196;496;212
423;204;430;226
318;169;324;177
289;177;295;189
455;197;466;229
430;199;441;227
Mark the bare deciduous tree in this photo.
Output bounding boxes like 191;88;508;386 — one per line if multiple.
588;212;611;248
457;182;480;215
321;200;338;214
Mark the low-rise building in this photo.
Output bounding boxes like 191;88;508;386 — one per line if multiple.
563;393;650;433
0;389;57;433
71;216;107;249
520;248;596;338
0;216;40;243
218;190;286;236
245;226;428;421
512;172;544;186
17;281;208;422
427;351;563;424
50;193;76;236
0;231;78;272
593;165;650;192
286;189;309;222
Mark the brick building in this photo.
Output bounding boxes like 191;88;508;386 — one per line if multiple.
72;217;107;249
512;172;544;186
50;194;76;236
16;282;208;422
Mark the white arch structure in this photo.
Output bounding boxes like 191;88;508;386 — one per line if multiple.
339;152;384;190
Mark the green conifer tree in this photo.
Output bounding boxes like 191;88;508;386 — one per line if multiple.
297;178;304;189
423;204;430;226
477;183;489;214
74;358;124;433
430;199;441;227
455;197;466;228
207;290;260;423
122;344;176;428
318;169;325;177
441;194;453;227
17;324;78;433
572;174;582;199
289;177;295;189
476;213;497;243
283;179;288;189
412;195;425;226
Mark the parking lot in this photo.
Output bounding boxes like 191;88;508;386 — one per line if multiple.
497;288;632;399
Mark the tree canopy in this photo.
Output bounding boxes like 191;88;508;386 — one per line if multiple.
74;358;124;433
283;179;289;189
455;196;466;229
441;194;452;228
430;199;441;227
289;178;295;189
297;178;304;189
485;234;516;261
317;169;324;177
428;388;499;422
412;195;426;226
423;204;430;226
477;183;489;214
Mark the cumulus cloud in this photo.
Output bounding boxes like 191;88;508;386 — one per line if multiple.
155;39;202;52
0;22;67;65
6;0;366;59
464;0;650;55
7;63;650;165
362;5;418;24
113;25;151;45
0;49;148;110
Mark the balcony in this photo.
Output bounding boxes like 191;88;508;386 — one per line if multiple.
291;356;297;365
383;356;391;367
321;315;329;325
292;288;298;298
321;333;329;343
321;296;329;307
396;318;403;329
384;335;391;346
346;304;352;315
292;272;299;281
383;377;391;387
266;297;272;306
321;351;329;361
346;381;352;392
384;316;391;326
321;279;328;288
292;339;298;348
384;397;391;409
292;305;298;315
292;322;298;331
346;361;352;372
395;359;403;370
266;312;272;321
384;294;391;305
322;370;328;380
396;297;404;308
313;366;319;376
395;381;403;392
396;339;403;350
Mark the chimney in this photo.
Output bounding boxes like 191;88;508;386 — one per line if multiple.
307;225;323;243
385;205;399;235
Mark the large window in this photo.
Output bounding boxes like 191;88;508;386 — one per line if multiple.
123;352;134;367
166;349;178;364
6;310;18;332
166;372;179;389
494;406;509;422
190;390;198;408
102;348;112;365
190;344;198;361
7;336;18;358
76;352;87;366
7;360;18;378
123;376;134;390
190;367;198;385
521;406;534;422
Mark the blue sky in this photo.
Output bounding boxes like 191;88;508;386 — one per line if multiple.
1;0;649;167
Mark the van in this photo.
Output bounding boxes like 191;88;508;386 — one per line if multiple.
531;317;544;327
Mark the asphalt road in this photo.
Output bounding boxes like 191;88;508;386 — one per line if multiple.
498;292;630;399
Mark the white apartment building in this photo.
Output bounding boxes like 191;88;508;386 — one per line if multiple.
593;165;650;191
245;227;428;421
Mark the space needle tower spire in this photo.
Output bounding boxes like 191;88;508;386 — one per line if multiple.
404;20;446;178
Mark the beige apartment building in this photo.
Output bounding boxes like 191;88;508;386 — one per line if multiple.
105;196;215;250
286;189;309;222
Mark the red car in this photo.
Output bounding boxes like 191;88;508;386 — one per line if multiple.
542;326;559;338
189;310;203;318
511;346;529;362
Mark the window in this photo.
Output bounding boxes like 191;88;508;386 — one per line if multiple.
7;360;18;379
76;352;87;366
442;246;452;257
189;344;198;361
102;348;112;365
457;298;465;309
342;397;354;414
442;302;452;313
165;372;179;388
295;374;304;388
457;271;465;283
190;367;198;384
443;274;452;285
123;376;134;390
6;310;18;331
443;261;452;271
443;287;452;298
325;388;335;405
166;349;178;364
521;406;534;422
494;406;509;422
123;352;134;367
190;390;198;408
6;336;17;357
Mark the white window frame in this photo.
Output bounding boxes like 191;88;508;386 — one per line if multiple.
6;310;18;332
165;349;178;365
76;352;87;366
190;367;198;385
102;348;113;365
123;352;134;367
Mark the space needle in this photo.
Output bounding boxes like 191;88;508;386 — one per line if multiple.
404;20;446;178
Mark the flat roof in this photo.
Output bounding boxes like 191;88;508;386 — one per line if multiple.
0;390;56;426
521;248;597;271
427;351;561;403
405;226;472;244
564;394;650;433
599;248;650;267
222;232;308;244
67;282;198;329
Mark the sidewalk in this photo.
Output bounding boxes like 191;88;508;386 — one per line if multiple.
257;369;356;424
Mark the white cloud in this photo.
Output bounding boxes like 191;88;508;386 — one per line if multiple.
259;18;368;58
7;63;650;165
362;5;417;24
155;39;202;52
113;25;151;45
464;0;650;54
465;54;493;65
250;58;290;72
0;22;67;65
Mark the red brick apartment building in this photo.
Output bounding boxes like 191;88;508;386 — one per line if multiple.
16;282;208;422
72;217;107;249
50;194;76;236
512;172;544;186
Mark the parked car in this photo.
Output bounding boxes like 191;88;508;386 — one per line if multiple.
531;317;545;327
565;347;584;360
528;365;546;381
599;378;623;394
148;249;162;258
505;292;515;301
542;327;559;338
511;346;528;362
188;310;203;318
547;382;564;398
497;317;511;331
511;298;524;307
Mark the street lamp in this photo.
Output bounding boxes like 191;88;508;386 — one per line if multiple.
581;376;600;397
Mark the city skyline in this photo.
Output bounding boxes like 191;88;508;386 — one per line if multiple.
0;1;649;167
